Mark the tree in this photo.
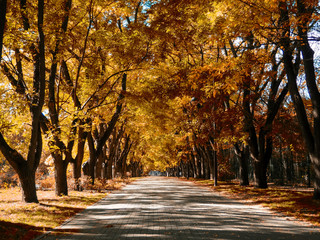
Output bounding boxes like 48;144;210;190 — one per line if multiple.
279;0;320;199
234;41;288;188
86;73;127;184
42;0;138;195
0;0;45;203
142;0;294;188
45;0;73;196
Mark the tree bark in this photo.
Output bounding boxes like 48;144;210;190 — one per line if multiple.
96;144;106;179
234;143;249;186
213;149;218;186
95;123;107;179
106;157;113;179
208;148;214;181
19;167;38;202
54;156;68;196
189;153;196;178
87;130;97;184
196;153;201;178
118;135;132;177
72;125;87;191
106;131;117;179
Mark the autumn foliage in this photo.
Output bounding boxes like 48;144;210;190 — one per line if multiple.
0;0;319;204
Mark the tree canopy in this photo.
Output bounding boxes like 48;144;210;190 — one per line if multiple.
0;0;320;202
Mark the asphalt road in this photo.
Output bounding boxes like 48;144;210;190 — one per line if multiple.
37;177;320;240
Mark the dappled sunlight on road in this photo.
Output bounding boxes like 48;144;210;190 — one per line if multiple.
39;177;320;240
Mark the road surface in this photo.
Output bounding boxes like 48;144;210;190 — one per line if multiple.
37;177;320;240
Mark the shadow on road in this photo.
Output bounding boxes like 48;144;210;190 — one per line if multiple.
39;177;320;240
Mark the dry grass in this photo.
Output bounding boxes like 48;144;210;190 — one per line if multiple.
0;178;134;240
0;189;106;240
189;178;320;227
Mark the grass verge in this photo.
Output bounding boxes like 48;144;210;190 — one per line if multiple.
188;178;320;227
0;178;134;240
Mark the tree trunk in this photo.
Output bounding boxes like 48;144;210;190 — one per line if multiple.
137;163;142;177
213;150;218;186
195;145;204;178
253;158;268;188
54;156;68;196
284;148;292;183
198;155;202;178
310;153;320;199
131;161;139;177
72;126;87;191
188;154;195;178
208;138;218;185
278;137;284;185
186;161;190;179
73;162;82;191
96;124;107;179
0;133;40;203
119;137;131;178
87;131;97;184
191;150;198;178
18;168;38;203
106;157;113;179
307;154;311;188
235;143;249;186
95;151;104;179
253;137;272;188
106;132;117;179
203;151;210;179
206;145;214;181
239;153;249;186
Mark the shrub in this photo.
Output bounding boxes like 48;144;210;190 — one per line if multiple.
72;176;124;192
37;176;55;190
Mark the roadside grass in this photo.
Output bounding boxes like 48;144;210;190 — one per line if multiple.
0;178;134;240
189;178;320;227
